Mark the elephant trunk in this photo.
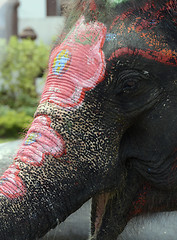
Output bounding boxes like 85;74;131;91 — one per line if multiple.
0;104;114;240
0;120;90;240
0;15;115;240
0;101;89;239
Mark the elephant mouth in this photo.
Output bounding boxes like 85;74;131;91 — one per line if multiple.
93;192;112;234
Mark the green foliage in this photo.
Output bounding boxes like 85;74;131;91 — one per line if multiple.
0;106;33;138
0;36;49;138
0;36;49;108
0;138;17;143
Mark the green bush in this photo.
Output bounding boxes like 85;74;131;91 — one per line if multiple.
0;36;49;138
0;106;33;138
0;36;49;108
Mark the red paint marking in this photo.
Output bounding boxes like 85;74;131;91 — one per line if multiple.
166;0;177;11
129;183;151;217
109;0;177;38
108;1;177;67
110;8;134;31
89;0;97;12
108;47;177;66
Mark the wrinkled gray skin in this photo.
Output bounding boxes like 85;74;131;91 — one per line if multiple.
0;0;177;240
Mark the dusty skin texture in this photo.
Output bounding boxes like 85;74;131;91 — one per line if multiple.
0;0;177;239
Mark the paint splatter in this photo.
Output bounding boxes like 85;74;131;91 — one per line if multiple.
129;183;151;217
25;133;42;145
52;49;71;76
106;33;117;41
108;1;177;66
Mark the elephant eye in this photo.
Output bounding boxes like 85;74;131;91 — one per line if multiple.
110;69;160;114
112;70;149;97
122;79;139;93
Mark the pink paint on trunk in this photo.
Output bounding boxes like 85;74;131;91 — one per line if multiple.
16;115;65;166
0;164;25;198
41;16;107;108
0;115;65;198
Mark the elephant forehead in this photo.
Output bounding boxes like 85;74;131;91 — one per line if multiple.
40;16;107;109
104;0;177;66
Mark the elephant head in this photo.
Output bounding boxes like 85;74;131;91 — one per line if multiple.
0;0;177;239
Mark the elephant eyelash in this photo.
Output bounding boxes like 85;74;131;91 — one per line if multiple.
113;70;145;94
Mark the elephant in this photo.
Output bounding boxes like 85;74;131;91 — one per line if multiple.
0;0;177;239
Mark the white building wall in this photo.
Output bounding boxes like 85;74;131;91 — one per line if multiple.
18;17;65;45
18;0;65;45
18;0;46;18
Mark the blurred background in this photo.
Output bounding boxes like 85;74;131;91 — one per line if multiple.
0;0;69;142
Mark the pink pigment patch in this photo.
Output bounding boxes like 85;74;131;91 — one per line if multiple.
40;16;107;108
0;163;25;198
16;115;65;166
0;115;65;198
